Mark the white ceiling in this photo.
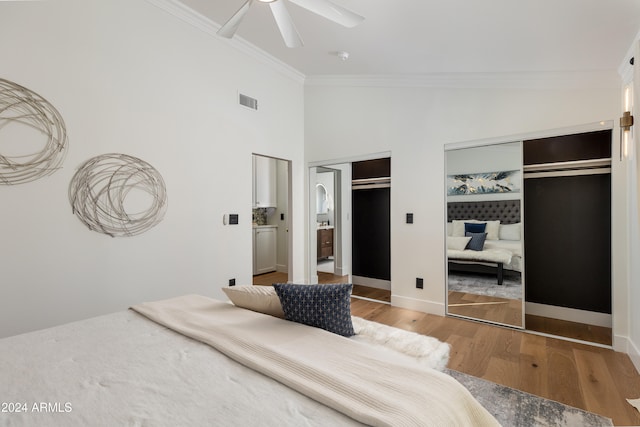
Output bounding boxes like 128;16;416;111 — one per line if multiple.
179;0;640;77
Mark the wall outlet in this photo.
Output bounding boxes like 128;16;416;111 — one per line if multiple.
406;213;414;224
416;277;423;289
229;278;236;287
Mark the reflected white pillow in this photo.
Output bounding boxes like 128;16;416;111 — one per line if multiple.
452;220;500;241
222;285;284;318
499;223;521;241
447;236;472;251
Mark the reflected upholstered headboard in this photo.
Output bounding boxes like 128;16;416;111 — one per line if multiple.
447;200;521;224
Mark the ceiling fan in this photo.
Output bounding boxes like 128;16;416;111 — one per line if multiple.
217;0;364;48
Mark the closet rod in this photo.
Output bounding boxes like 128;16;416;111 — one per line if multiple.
524;167;611;179
523;158;611;173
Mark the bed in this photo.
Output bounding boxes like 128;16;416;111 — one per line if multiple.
447;200;522;285
0;289;499;426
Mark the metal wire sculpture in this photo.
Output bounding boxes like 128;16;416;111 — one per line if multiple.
0;78;68;185
69;154;168;237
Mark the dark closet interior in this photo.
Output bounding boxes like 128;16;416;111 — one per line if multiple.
523;130;612;316
352;158;391;281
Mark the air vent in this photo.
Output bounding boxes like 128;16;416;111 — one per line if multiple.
239;93;258;110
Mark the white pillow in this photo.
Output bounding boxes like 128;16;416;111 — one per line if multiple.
447;236;472;251
499;223;521;241
452;220;500;241
446;222;453;237
222;285;284;318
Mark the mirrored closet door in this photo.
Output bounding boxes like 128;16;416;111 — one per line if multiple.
445;142;524;328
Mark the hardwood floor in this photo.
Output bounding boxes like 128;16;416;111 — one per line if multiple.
448;290;522;327
252;271;288;286
350;298;640;426
252;271;350;286
352;284;391;303
525;314;612;346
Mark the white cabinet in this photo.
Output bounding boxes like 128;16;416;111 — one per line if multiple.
253;226;277;275
253;155;277;208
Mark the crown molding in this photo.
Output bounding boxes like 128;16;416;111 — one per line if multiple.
144;0;305;84
304;70;621;90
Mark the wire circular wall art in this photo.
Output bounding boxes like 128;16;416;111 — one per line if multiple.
69;154;168;237
0;78;68;185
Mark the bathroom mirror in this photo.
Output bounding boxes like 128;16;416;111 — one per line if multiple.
445;141;524;328
316;183;328;214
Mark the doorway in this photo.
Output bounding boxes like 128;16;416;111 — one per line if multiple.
309;154;391;304
252;154;292;286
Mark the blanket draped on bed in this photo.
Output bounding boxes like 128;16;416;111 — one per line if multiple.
132;295;500;427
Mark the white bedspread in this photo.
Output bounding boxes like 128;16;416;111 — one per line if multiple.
0;309;364;426
132;294;500;427
447;247;513;264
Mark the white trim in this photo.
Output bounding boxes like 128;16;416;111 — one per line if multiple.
627;337;640;374
392;295;445;316
308;151;392;168
352;276;390;291
525;302;612;328
444;121;614;151
305;71;621;90
144;0;305;84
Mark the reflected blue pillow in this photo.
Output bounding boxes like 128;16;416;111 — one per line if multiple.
273;283;355;337
465;231;487;251
465;222;486;234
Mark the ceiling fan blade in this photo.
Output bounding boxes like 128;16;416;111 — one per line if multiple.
287;0;364;28
270;1;303;48
217;0;254;38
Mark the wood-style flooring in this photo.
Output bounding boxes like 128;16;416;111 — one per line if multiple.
350;298;640;426
252;271;350;286
526;313;612;346
448;290;522;328
252;272;637;424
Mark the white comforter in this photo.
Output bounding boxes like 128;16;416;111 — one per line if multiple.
0;307;363;426
132;294;500;427
448;239;523;272
0;295;499;427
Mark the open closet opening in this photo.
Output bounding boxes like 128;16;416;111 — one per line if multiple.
308;155;391;304
523;130;612;346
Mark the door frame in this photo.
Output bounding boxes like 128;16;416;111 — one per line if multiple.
308;151;391;285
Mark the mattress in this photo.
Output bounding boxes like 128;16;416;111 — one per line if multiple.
0;295;499;426
0;309;362;427
449;239;523;272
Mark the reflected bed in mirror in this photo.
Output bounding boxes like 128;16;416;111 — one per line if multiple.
445;142;524;328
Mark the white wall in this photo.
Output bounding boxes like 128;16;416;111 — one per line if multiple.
626;39;640;370
304;78;629;340
0;0;304;338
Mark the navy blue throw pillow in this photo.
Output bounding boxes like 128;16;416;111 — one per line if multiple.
464;222;486;234
465;231;487;251
273;283;355;337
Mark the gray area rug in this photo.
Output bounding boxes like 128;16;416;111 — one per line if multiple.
448;272;522;300
447;369;613;426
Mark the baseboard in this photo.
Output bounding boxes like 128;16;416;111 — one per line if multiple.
276;264;287;273
525;302;612;328
334;266;346;276
391;295;446;316
352;276;390;290
628;337;640;375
